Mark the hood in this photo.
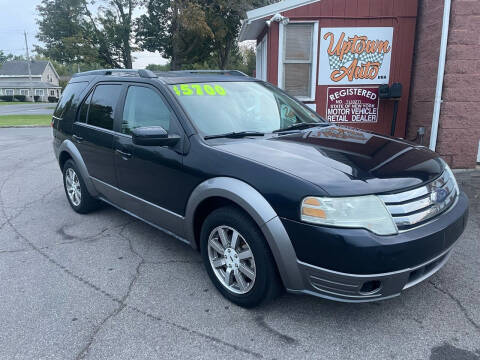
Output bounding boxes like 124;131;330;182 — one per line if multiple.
214;126;444;196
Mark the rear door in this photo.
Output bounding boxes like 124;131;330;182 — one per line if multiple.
72;83;124;186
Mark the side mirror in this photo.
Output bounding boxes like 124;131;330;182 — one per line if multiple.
132;126;180;147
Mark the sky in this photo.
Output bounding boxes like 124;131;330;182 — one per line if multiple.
0;0;167;68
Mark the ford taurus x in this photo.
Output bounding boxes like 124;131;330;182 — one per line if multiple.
52;69;469;308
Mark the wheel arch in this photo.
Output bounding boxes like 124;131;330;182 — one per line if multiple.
185;177;304;290
58;140;99;197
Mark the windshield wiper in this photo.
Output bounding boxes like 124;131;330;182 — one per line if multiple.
204;131;265;140
272;122;330;133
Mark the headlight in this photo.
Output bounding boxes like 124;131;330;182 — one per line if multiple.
442;160;460;195
301;196;398;235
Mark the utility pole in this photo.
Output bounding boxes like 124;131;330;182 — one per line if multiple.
24;31;34;103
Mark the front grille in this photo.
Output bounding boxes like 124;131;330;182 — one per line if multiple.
379;171;458;231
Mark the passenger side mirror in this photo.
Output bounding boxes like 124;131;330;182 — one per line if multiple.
132;126;180;147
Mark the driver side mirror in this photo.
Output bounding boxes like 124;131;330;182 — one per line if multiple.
132;126;180;147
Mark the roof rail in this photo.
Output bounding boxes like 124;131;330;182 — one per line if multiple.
72;69;157;79
155;70;248;77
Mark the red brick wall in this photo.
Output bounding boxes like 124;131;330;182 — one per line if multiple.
408;0;480;168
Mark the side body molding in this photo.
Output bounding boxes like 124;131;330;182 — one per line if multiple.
185;177;305;290
57;140;99;197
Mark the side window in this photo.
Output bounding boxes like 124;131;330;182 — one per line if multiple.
53;81;88;118
87;84;122;131
78;91;92;123
122;86;171;135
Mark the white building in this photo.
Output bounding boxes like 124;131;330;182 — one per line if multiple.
0;60;62;102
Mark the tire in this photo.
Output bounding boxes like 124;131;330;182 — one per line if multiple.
200;206;282;308
62;159;99;214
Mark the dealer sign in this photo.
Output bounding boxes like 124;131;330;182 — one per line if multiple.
319;27;393;85
326;87;379;123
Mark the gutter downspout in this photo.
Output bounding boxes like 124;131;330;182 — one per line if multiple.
429;0;452;151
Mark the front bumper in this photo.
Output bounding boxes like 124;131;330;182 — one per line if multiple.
281;192;469;302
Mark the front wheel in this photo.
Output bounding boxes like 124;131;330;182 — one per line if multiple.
200;206;281;308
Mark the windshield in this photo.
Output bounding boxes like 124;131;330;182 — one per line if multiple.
169;81;325;136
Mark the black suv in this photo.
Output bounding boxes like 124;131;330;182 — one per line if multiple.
52;69;469;307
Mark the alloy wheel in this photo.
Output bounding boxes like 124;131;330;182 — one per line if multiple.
207;225;256;294
65;168;82;207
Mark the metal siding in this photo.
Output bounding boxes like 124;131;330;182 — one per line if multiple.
268;0;419;137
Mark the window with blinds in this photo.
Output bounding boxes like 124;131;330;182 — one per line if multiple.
282;23;314;99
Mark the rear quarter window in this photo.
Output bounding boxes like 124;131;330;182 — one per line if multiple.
53;82;89;119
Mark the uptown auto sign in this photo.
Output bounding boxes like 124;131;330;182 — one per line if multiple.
318;27;394;85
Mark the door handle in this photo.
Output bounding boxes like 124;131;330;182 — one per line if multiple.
72;134;83;143
115;149;132;159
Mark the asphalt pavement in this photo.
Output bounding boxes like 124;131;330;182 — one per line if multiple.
0;103;56;116
0;127;479;360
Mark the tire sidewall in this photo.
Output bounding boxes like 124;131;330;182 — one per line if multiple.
200;207;276;308
62;160;88;213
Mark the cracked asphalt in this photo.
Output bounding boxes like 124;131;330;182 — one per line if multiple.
0;127;479;360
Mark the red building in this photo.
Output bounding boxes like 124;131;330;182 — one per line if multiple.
240;0;480;168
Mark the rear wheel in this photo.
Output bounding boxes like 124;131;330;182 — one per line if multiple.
62;159;99;214
200;206;281;308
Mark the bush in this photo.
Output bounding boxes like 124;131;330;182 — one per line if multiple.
14;95;26;102
48;96;58;103
34;96;41;102
0;95;14;102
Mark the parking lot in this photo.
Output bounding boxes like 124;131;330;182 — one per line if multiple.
0;127;479;360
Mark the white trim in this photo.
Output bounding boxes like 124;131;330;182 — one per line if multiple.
256;36;268;81
278;22;284;88
277;20;319;102
35;89;44;96
429;0;451;151
246;0;322;22
477;141;480;163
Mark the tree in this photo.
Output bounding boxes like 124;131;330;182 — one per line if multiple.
137;0;274;70
136;0;213;70
36;0;139;69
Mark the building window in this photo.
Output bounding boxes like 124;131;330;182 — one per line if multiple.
20;89;29;96
35;89;44;96
5;89;14;96
50;90;55;96
256;36;268;81
279;22;318;100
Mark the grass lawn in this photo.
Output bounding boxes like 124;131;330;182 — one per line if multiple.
0;115;52;127
0;102;34;106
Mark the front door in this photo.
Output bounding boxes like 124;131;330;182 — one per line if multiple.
72;83;123;186
113;84;185;216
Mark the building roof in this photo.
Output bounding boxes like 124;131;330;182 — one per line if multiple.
0;60;50;76
0;81;61;89
239;0;321;41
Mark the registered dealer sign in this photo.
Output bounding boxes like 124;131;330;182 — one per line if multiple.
326;87;379;123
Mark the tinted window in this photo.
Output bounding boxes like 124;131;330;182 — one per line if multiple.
78;91;92;123
53;81;88;118
122;86;171;135
87;84;122;130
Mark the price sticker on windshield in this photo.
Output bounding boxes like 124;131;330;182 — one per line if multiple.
171;84;226;96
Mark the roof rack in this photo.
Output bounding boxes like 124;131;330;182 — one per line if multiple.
72;69;157;79
155;70;248;77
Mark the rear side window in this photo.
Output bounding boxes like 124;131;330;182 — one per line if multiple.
53;82;88;118
86;84;122;131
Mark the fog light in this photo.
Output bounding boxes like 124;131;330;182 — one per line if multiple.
360;280;382;295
